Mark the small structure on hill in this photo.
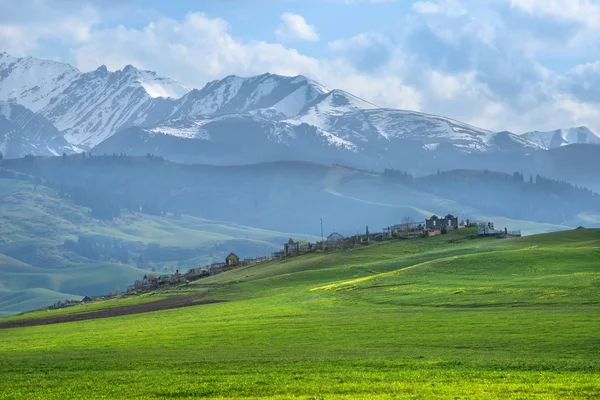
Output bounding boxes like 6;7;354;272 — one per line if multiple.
81;296;93;303
225;252;240;266
284;238;300;256
284;238;317;256
426;214;459;233
478;222;499;236
478;222;521;238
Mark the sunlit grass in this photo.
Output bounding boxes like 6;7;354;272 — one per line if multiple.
0;228;599;399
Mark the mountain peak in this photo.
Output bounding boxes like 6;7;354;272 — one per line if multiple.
0;54;81;112
522;126;600;149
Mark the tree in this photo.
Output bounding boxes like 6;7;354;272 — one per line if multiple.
0;151;3;161
402;216;414;232
513;171;524;183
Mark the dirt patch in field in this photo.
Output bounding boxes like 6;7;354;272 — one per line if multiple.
0;294;227;329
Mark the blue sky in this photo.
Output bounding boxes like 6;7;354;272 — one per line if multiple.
2;0;600;133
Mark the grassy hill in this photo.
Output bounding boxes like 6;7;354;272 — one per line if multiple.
1;228;598;398
0;178;317;316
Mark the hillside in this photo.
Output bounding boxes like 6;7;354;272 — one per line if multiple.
0;177;317;316
4;155;598;232
1;228;599;398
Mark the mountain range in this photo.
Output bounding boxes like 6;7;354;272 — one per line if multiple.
2;52;600;170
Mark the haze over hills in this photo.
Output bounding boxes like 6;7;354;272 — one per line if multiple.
2;52;599;178
0;172;320;317
4;155;597;234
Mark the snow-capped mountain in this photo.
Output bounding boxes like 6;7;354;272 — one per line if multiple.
0;101;68;157
0;53;581;167
0;53;79;112
0;54;189;149
166;73;330;120
41;64;190;147
521;127;600;149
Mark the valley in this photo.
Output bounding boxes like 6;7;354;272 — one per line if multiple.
1;153;598;316
3;4;600;399
0;175;317;316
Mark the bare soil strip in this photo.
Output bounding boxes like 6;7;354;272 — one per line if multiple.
0;294;226;329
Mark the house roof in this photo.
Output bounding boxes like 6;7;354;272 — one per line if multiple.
226;252;239;259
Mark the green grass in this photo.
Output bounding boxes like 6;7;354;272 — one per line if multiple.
0;178;318;316
0;228;599;399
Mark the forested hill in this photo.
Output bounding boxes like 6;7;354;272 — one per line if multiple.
384;169;600;224
2;155;599;233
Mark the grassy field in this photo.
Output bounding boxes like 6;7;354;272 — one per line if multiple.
0;178;317;316
0;227;599;399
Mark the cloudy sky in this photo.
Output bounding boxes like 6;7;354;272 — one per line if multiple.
2;0;600;133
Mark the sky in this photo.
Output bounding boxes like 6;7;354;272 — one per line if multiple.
2;0;600;133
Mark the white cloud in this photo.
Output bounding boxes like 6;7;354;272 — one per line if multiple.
510;0;600;27
0;1;99;55
426;70;474;100
412;0;467;17
73;12;419;112
275;13;319;42
6;0;600;134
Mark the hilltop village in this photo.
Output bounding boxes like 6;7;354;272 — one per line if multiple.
49;215;521;310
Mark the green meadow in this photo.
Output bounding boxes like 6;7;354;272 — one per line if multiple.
1;228;599;399
0;178;317;316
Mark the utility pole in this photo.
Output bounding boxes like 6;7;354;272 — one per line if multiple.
320;218;324;242
320;218;324;250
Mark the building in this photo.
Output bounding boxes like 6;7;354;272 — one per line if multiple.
284;238;300;256
478;222;522;238
426;214;459;233
478;222;499;236
225;253;240;266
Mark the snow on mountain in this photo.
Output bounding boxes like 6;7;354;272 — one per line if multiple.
0;53;79;112
0;55;190;148
0;53;564;164
292;90;379;128
490;131;546;152
291;102;502;152
0;101;68;157
522;127;600;149
135;69;190;99
166;73;329;121
41;64;189;147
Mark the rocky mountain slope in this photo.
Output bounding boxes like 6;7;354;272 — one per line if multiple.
2;53;600;176
521;127;600;149
0;101;69;157
1;53;555;163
